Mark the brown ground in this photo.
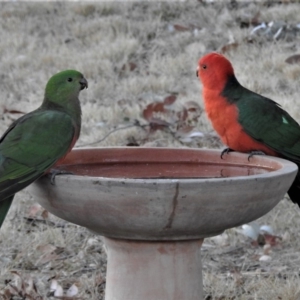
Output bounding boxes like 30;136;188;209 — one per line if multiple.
1;1;300;299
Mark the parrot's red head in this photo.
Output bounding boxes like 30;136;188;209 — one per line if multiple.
197;52;234;90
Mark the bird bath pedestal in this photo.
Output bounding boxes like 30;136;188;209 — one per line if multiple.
28;147;297;300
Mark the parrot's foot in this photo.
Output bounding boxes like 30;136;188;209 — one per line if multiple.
247;150;266;161
220;148;234;159
49;169;74;185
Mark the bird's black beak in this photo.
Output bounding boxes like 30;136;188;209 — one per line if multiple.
79;77;88;90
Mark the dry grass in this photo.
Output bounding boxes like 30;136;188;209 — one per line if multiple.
1;1;300;299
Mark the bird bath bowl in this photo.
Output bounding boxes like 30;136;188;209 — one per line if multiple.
28;147;297;300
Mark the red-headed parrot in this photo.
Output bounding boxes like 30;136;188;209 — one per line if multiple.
197;52;300;206
0;70;88;227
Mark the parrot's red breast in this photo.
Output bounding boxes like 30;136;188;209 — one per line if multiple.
197;52;277;156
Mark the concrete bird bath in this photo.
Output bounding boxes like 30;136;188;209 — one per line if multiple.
28;147;297;300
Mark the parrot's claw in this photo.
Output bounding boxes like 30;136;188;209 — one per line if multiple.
220;148;234;159
49;169;74;185
247;150;266;161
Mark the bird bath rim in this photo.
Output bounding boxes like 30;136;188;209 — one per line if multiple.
52;146;297;183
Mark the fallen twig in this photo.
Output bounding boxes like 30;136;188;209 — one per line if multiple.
77;120;148;147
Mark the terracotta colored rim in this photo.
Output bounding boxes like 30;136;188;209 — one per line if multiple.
54;147;298;184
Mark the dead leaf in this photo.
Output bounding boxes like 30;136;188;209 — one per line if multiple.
142;102;165;121
239;12;260;28
41;209;49;219
121;62;137;72
183;101;201;113
3;107;26;114
176;107;188;122
176;125;195;135
149;118;170;131
285;54;300;64
6;272;42;299
173;24;190;32
1;288;13;299
251;12;261;26
220;42;239;54
163;94;177;105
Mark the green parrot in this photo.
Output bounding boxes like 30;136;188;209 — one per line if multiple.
0;70;88;227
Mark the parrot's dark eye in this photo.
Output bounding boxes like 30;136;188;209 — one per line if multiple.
67;78;73;82
202;64;207;70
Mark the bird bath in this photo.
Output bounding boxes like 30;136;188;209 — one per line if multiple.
28;147;297;300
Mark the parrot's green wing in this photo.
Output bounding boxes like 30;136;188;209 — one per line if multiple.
0;109;76;226
0;109;76;197
234;88;300;204
224;82;300;163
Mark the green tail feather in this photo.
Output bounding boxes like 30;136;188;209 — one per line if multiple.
0;195;14;228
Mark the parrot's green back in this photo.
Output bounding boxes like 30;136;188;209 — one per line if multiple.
222;76;300;163
222;75;300;204
0;70;87;227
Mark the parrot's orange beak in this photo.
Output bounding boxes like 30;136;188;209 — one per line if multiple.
80;77;88;90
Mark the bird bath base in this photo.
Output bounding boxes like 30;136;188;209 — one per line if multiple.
28;147;297;300
104;238;203;300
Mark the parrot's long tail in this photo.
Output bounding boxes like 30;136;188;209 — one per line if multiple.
288;170;300;207
0;195;14;228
